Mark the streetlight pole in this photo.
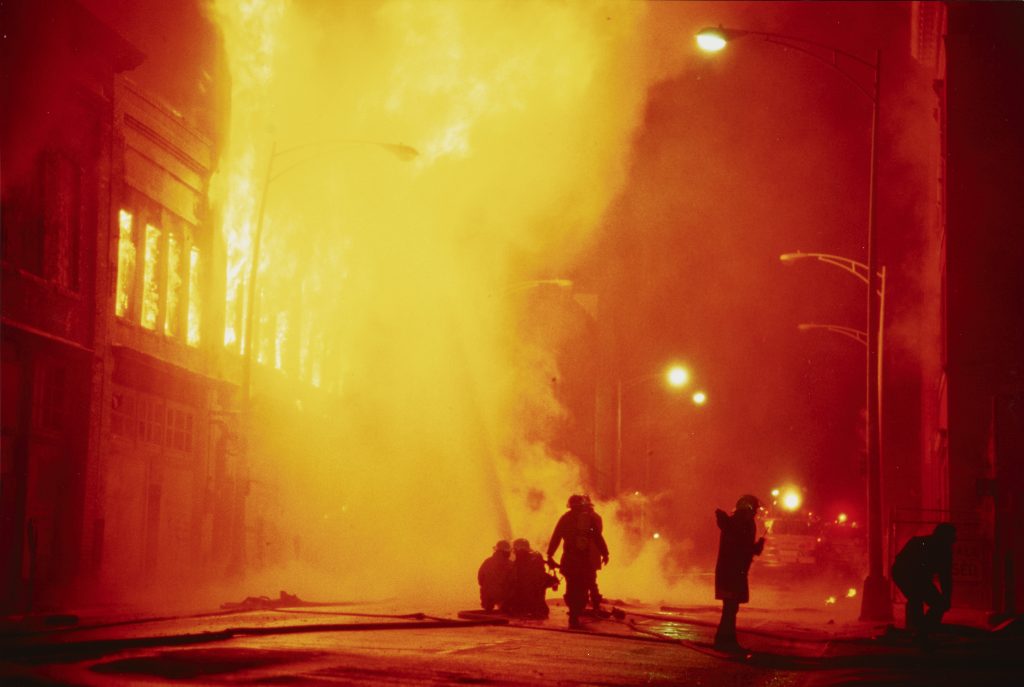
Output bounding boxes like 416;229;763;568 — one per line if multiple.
614;365;699;495
698;27;890;619
615;365;706;540
232;137;418;572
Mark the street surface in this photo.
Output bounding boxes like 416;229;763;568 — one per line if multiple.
2;595;1021;686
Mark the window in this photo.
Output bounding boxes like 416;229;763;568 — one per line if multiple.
2;151;80;284
141;223;162;330
50;153;81;291
165;404;194;453
116;201;203;347
115;210;137;318
165;232;183;338
187;246;202;346
137;395;164;446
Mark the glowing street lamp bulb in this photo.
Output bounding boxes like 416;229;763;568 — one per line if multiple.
847;588;858;598
837;512;848;524
692;391;707;405
771;488;781;497
652;532;661;540
781;490;802;511
696;29;728;52
667;366;690;387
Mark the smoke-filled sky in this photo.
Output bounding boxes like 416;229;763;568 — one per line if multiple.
81;0;938;607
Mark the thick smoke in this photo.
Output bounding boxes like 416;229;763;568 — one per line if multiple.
205;0;696;606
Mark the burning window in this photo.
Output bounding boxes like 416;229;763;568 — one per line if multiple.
165;232;183;338
187;246;201;346
141;223;162;330
115;209;137;318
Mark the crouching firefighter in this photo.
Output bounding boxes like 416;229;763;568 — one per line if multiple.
506;538;558;619
478;540;513;612
547;494;610;628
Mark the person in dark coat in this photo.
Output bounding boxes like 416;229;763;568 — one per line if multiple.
477;540;512;612
506;538;558;619
547;494;609;628
714;494;765;651
891;522;956;638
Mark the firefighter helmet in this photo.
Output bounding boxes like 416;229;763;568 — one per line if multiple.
567;494;586;509
512;538;531;552
736;494;760;512
494;540;512;553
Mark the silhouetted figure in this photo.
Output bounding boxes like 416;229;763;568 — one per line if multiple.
582;495;609;611
891;522;956;640
506;538;557;619
478;540;513;612
714;494;765;652
547;494;609;628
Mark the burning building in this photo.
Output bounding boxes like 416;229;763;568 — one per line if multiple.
2;0;1022;622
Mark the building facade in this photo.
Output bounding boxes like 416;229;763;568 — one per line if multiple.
1;0;244;612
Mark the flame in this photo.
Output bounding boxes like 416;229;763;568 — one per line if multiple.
141;223;161;330
115;209;135;318
187;246;201;346
165;232;182;338
208;0;660;602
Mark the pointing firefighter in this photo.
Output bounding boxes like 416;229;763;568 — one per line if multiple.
547;494;610;628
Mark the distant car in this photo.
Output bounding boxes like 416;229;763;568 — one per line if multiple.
761;514;820;568
815;521;866;578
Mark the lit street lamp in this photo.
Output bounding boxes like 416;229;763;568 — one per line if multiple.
614;364;701;497
698;27;890;620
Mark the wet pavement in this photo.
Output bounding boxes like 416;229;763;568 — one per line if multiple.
1;598;1021;685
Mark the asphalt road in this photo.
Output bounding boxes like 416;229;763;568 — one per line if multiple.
2;600;1021;686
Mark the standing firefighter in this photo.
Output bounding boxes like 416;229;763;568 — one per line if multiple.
714;494;765;652
547;494;609;628
477;540;513;612
891;522;956;641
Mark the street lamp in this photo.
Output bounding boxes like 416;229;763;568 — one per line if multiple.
782;249;888;380
241;138;419;394
614;364;702;496
231;137;418;572
698;27;890;620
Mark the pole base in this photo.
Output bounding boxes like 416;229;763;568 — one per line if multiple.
859;574;893;621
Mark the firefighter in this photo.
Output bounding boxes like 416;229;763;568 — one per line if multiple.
506;538;557;619
477;540;513;612
714;494;766;652
547;494;609;628
891;522;956;640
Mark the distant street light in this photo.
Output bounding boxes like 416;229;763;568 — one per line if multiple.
667;365;690;388
615;364;702;496
699;24;890;621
